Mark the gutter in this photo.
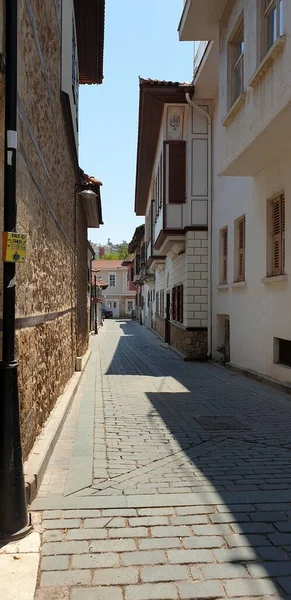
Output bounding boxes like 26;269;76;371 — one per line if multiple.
186;93;212;358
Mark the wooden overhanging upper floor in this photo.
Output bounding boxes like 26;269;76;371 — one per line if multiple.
74;0;105;84
135;78;193;217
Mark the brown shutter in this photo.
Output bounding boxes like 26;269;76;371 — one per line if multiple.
168;141;186;204
272;196;283;276
282;195;285;273
238;217;245;281
222;227;228;284
177;286;181;322
172;287;176;321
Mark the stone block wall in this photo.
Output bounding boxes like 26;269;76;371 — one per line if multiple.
185;230;208;328
170;323;208;360
154;314;165;339
0;1;89;457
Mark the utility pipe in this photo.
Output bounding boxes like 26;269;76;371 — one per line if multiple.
186;93;212;357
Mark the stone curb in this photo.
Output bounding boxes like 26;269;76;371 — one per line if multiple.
24;348;92;505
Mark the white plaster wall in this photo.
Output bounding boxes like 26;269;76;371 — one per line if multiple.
212;98;291;383
219;0;291;175
99;269;127;295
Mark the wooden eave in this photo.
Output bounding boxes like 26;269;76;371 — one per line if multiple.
74;0;105;84
135;79;193;216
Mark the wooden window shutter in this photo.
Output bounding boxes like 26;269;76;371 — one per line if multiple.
272;195;285;276
168;141;186;204
177;286;181;322
180;284;183;323
172;287;175;320
238;217;245;281
222;227;228;284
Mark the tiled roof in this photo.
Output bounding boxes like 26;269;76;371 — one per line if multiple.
139;78;192;87
92;260;126;270
75;0;105;85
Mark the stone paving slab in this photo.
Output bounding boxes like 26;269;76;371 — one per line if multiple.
32;320;291;599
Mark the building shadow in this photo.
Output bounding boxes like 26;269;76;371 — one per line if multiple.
103;320;291;596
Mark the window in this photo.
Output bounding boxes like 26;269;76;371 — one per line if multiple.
220;227;228;284
229;18;244;107
126;300;134;314
172;287;176;321
274;337;291;368
164;141;186;204
234;216;246;282
156;291;160;315
171;285;184;323
264;0;283;54
109;274;116;287
267;194;285;276
153;154;163;220
160;290;165;317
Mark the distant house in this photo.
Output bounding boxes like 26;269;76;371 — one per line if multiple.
92;260;136;318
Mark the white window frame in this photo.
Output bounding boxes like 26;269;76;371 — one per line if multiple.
126;299;135;314
228;16;244;109
263;0;283;56
109;273;116;287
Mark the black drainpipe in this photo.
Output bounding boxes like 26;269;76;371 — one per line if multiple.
0;0;30;540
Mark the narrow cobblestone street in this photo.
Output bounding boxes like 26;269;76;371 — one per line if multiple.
32;320;291;600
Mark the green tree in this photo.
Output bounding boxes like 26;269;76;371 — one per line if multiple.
117;242;129;260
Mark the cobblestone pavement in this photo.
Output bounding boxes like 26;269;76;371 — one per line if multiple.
32;319;291;599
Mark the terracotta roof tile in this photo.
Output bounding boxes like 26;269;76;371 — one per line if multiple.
92;260;126;270
139;78;192;87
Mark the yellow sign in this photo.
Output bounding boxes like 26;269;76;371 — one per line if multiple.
2;232;27;263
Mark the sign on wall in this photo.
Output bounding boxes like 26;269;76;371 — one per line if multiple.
2;232;27;263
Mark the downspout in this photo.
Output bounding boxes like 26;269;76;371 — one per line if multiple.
185;93;212;357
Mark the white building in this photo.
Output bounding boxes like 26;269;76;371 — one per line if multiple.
92;260;136;318
134;79;210;358
179;0;291;382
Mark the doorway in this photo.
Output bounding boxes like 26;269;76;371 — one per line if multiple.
165;292;171;344
106;299;119;318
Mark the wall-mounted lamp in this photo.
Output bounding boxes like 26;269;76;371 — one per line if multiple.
78;188;97;200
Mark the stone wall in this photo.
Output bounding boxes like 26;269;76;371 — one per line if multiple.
170;323;207;360
0;0;90;457
154;314;165;340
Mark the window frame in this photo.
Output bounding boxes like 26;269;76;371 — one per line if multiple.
109;273;116;287
267;193;285;277
171;285;184;324
220;227;228;285
126;299;134;314
234;216;246;282
228;16;244;109
263;0;283;56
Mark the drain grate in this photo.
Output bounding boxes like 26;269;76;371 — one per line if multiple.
195;416;251;431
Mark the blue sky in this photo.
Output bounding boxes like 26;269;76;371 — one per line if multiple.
79;1;193;246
